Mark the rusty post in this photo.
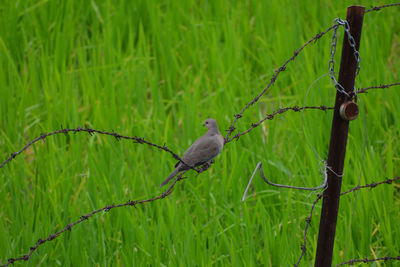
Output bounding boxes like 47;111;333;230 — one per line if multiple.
314;6;365;267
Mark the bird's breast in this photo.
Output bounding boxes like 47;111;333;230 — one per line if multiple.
216;134;224;151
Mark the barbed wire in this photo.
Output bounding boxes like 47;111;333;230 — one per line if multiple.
0;106;329;266
0;126;199;172
295;175;400;266
2;3;400;266
336;254;400;266
0;173;187;267
341;176;400;195
224;24;340;141
365;3;400;13
294;193;323;267
227;0;400;142
356;82;400;94
225;105;333;143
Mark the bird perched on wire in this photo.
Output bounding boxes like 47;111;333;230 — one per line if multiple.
160;118;224;187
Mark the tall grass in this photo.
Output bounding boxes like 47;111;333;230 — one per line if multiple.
1;0;399;265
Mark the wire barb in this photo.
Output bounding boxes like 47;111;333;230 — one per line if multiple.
365;3;400;13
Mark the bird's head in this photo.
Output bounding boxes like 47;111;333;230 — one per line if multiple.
203;118;218;130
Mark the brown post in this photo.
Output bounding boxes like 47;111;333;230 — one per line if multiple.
314;6;365;267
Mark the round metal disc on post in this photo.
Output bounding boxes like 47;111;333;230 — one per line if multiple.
340;101;359;120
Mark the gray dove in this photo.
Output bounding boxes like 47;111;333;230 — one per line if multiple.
160;118;224;187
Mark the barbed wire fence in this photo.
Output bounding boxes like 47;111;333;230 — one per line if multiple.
1;3;400;267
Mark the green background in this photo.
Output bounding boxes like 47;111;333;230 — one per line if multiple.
1;0;399;266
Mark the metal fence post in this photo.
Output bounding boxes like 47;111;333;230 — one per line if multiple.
314;6;365;267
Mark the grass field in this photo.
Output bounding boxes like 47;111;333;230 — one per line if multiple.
1;0;399;266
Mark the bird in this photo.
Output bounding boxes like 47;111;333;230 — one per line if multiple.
160;118;224;187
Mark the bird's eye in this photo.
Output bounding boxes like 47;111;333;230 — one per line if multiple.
205;121;208;124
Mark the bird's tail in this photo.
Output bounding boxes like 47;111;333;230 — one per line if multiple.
160;168;180;187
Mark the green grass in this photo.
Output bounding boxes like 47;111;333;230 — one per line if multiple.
1;0;399;266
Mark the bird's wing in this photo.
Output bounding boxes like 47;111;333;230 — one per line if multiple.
182;135;221;167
